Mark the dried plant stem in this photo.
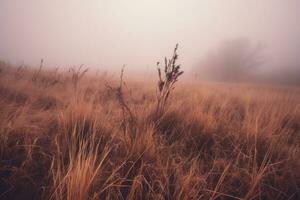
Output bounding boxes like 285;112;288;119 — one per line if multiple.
156;44;184;116
106;66;136;146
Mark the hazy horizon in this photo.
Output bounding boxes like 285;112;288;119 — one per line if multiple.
1;0;300;74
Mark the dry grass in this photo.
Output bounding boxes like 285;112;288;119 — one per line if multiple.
0;62;299;200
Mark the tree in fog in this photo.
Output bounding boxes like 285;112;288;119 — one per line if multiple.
196;38;264;81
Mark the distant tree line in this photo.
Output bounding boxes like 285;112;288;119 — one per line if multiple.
194;38;264;82
194;38;300;85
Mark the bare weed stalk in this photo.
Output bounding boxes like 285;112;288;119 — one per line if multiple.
106;66;136;145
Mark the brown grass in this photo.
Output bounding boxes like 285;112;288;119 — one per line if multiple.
0;62;299;200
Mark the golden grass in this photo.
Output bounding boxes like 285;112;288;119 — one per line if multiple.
0;64;299;199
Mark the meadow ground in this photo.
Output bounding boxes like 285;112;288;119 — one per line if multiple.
0;63;299;200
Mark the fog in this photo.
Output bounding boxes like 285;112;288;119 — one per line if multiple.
1;0;300;78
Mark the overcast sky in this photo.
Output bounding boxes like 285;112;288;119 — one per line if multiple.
1;0;300;72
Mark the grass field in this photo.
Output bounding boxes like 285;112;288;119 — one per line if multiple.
0;62;299;200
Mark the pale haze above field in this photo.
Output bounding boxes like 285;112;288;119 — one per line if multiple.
0;0;300;73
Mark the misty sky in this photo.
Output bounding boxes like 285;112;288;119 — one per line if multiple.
1;0;300;72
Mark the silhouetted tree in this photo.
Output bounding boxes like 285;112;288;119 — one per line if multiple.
196;38;264;81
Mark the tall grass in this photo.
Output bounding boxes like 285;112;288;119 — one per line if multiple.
0;57;299;199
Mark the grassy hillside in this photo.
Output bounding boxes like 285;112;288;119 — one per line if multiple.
0;63;299;200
